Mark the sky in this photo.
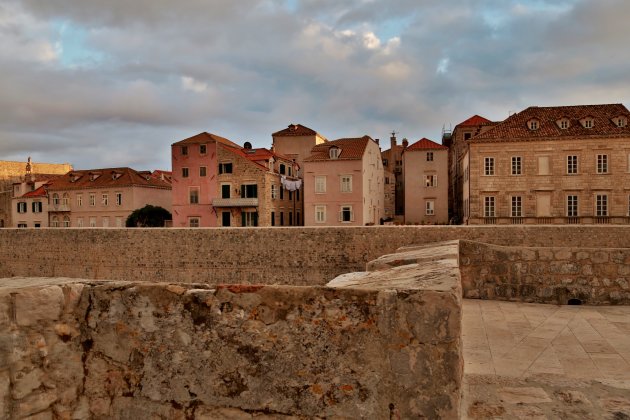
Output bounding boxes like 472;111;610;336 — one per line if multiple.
1;0;628;171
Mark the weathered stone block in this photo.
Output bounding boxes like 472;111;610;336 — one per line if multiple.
15;286;63;327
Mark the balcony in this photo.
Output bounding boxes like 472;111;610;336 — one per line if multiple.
212;197;258;208
49;204;71;212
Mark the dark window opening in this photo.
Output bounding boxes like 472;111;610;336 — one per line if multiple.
280;164;286;175
219;163;233;174
271;212;275;226
241;184;258;198
567;298;582;306
280;212;284;226
222;212;230;227
221;185;230;199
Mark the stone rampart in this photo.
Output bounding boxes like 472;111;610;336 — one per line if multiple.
2;226;630;286
0;246;462;419
459;240;630;305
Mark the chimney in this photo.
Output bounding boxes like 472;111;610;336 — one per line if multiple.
402;138;409;149
375;138;379;145
390;131;397;151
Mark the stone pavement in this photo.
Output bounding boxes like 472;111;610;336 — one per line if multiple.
462;299;630;419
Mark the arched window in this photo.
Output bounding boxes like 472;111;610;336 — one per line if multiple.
62;193;70;206
63;216;70;228
51;215;59;227
52;193;60;206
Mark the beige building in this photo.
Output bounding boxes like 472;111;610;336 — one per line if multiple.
462;103;630;224
0;158;72;227
404;138;449;224
46;167;172;228
304;136;384;226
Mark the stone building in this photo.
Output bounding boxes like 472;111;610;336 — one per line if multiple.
462;103;630;224
380;133;407;217
403;138;449;224
383;169;396;220
303;136;384;226
442;115;497;223
0;159;72;227
44;167;171;228
172;132;301;227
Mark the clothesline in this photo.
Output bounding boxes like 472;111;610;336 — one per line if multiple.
281;175;302;191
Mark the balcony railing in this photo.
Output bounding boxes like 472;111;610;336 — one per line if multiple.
483;217;496;225
212;197;259;208
49;204;71;212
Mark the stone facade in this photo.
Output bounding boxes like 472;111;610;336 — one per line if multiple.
380;135;407;216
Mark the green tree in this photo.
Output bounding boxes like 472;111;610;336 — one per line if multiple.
126;205;171;227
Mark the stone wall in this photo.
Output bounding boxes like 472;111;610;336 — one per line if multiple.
0;255;462;419
2;226;630;286
459;240;630;304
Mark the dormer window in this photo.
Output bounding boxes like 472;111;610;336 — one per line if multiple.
581;117;594;129
613;115;628;128
89;172;101;181
329;147;341;159
527;119;540;130
557;118;570;130
111;171;122;180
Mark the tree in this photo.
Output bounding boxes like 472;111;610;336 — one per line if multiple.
126;205;171;227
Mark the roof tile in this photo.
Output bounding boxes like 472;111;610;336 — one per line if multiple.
406;138;448;151
304;136;372;162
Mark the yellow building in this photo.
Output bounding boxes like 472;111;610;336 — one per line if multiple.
462;104;630;224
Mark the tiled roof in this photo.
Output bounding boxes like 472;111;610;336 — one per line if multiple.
304;136;371;162
173;132;241;148
406;138;448;151
221;145;298;172
272;124;319;137
457;115;493;127
21;185;49;198
473;104;630;142
48;167;172;191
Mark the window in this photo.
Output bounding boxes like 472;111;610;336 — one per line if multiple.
296;212;301;226
189;217;200;228
181;146;188;155
270;212;275;227
464;132;472;140
116;193;122;206
241;184;258;198
329;147;341;159
425;201;435;215
484;196;495;217
17;202;27;213
189;187;199;204
241;211;258;227
340;205;353;222
200;144;207;155
558;119;570;129
296;189;300;202
340;175;352;193
34;222;41;228
182;167;189;178
17;223;27;228
426;152;434;162
567;195;578;217
89;217;96;227
288;191;293;201
222;212;231;227
77;218;84;228
289;212;293;226
102;217;109;228
511;196;522;217
51;216;59;228
425;175;437;187
280;186;284;200
279;164;286;175
63;216;70;228
280;212;284;226
528;119;539;130
597;154;608;174
221;184;230;199
596;194;608;216
567;155;578;174
484;157;495;176
511;157;522;175
199;166;207;177
315;176;326;193
62;193;69;206
77;194;83;206
219;163;233;174
52;193;60;206
583;118;594;129
89;193;95;206
615;116;628;127
102;194;108;206
32;201;42;213
628;195;630;216
383;159;388;167
315;206;326;223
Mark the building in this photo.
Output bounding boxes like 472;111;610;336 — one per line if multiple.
0;158;72;227
380;133;408;217
172;132;302;227
383;169;395;220
44;167;171;228
443;115;497;223
303;136;384;226
462;103;630;224
11;174;63;228
403;138;449;224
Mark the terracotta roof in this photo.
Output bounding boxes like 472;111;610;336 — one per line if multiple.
304;136;372;162
473;104;630;142
406;138;448;151
173;132;241;148
457;115;493;127
21;185;49;198
47;167;172;191
272;124;319;137
220;145;298;172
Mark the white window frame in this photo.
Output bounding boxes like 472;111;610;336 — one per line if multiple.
567;195;578;217
189;217;200;228
102;217;109;228
89;217;96;227
426;152;434;162
63;216;70;228
484;196;495;218
32;201;42;213
340;175;352;193
89;193;96;206
51;215;59;228
315;205;326;223
271;184;278;199
567;155;578;174
189;187;199;204
425;174;437;187
17;202;27;213
511;196;522;217
595;194;608;217
199;166;207;177
116;217;123;227
425;200;435;215
484;157;495;176
62;193;69;206
77;218;84;228
339;205;353;223
102;194;108;206
511;156;522;175
52;193;60;206
315;176;326;194
116;192;122;206
596;154;608;174
77;194;83;206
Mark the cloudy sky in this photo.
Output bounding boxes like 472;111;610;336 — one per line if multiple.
1;0;628;170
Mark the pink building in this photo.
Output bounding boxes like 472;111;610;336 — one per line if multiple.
11;177;61;228
303;136;384;226
172;132;301;227
403;138;449;224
